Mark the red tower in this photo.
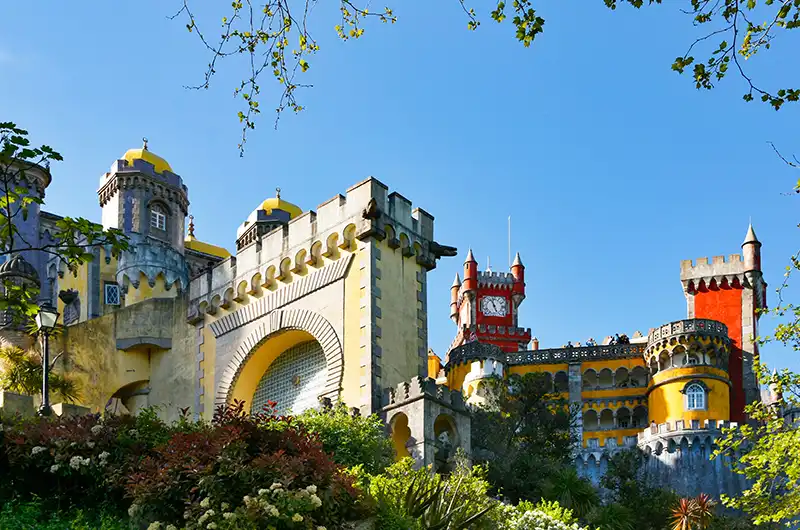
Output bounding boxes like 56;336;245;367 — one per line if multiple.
449;250;531;353
680;224;767;422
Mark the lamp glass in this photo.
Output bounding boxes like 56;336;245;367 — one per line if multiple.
36;303;59;331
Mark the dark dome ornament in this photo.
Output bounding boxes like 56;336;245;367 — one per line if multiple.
0;254;40;284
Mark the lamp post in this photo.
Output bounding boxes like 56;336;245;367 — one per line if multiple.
35;301;59;417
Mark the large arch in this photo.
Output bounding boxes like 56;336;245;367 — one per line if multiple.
216;309;343;411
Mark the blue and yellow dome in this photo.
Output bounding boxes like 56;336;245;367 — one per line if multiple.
122;139;173;174
258;192;302;220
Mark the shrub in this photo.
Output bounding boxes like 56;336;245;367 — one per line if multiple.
292;401;394;475
0;499;127;530
493;502;592;530
586;503;636;530
125;401;361;528
542;467;599;518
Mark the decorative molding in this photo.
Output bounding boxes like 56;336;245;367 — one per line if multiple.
207;253;353;337
647;318;728;345
215;308;343;406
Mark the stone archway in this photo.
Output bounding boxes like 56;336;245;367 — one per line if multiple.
216;309;343;410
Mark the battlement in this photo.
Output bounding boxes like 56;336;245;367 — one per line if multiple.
98;159;189;215
116;233;189;292
680;254;745;281
382;376;468;412
647;318;729;346
506;343;645;366
476;271;515;288
188;177;448;322
637;419;737;450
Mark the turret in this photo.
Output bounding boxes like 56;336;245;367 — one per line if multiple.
463;249;477;292
511;252;525;300
450;273;461;323
742;222;762;273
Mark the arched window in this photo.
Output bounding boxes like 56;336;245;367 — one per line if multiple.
150;204;167;231
685;353;699;366
685;383;706;410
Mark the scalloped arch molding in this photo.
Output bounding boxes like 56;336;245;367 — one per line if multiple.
215;308;343;406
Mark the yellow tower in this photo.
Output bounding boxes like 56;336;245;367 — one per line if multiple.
644;318;731;427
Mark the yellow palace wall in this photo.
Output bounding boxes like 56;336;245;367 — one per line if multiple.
647;366;730;425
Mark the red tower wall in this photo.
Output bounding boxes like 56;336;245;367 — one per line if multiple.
693;286;745;422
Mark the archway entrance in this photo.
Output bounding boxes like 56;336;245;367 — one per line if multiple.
229;329;328;415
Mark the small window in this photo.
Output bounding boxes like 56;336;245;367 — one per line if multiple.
686;354;699;366
685;383;706;410
150;206;167;231
104;283;120;306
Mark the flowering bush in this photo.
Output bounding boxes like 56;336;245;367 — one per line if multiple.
494;503;592;530
125;401;362;528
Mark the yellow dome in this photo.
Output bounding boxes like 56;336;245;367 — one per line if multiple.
122;140;173;174
260;192;302;219
185;237;231;259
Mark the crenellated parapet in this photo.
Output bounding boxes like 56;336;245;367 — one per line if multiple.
98;157;190;216
644;318;730;375
444;341;506;374
637;419;736;454
679;255;765;310
476;271;515;289
116;233;189;292
505;343;645;366
187;178;452;323
382;376;468;413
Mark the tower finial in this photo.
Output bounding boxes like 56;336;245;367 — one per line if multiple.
743;221;760;245
465;248;476;264
276;187;281;199
142;137;149;150
188;214;195;238
512;252;523;267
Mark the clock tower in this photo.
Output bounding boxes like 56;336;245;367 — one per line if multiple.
448;250;532;353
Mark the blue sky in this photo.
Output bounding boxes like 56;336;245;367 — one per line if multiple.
1;2;797;372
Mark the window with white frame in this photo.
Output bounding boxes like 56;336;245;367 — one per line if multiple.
685;383;706;410
150;205;167;231
104;283;120;305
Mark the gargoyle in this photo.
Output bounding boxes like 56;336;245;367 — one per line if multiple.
362;198;381;220
429;241;458;258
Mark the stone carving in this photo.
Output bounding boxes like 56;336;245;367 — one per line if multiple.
429;241;458;258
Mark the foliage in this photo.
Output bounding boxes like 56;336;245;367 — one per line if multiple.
368;456;496;530
586;502;635;530
471;373;576;502
0;122;128;324
0;499;127;530
173;2;797;152
600;449;678;530
493;501;592;530
125;401;360;528
0;345;79;403
527;499;578;525
541;467;598;519
291;401;394;475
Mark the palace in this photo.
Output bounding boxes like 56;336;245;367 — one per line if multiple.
0;142;766;496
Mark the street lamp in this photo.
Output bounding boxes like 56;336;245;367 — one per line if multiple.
35;301;59;417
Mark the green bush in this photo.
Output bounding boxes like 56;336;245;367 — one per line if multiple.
0;499;127;530
292;402;394;475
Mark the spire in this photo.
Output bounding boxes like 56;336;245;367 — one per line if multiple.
512;252;523;267
452;273;461;288
743;222;760;246
465;248;476;263
187;214;195;239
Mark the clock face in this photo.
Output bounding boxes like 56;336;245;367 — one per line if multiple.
480;296;507;317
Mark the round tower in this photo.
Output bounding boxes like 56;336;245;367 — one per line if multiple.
462;248;477;292
742;222;762;273
0;255;41;349
450;273;461;323
644;318;732;427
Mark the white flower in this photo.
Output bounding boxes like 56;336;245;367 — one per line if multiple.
200;497;210;508
305;484;317;494
98;451;110;461
258;488;269;496
90;425;103;435
269;507;279;517
317;527;328;530
128;429;139;437
31;446;46;456
146;523;163;530
81;457;90;466
220;502;229;511
207;524;217;530
69;456;82;470
128;504;140;517
166;526;178;530
243;495;253;506
310;493;322;508
86;441;95;449
205;510;215;517
292;514;303;522
198;514;209;525
222;512;236;520
270;482;283;490
49;464;60;473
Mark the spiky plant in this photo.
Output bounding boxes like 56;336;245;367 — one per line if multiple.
0;345;79;403
542;466;599;518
